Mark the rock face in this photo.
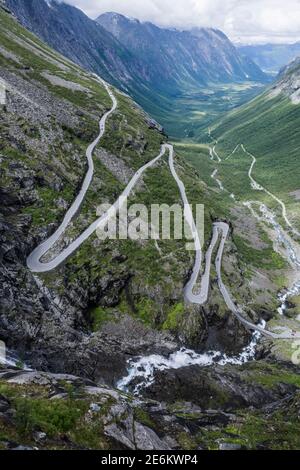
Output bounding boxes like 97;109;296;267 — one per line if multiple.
6;0;142;90
1;365;300;450
97;12;267;86
143;362;298;410
5;1;268;133
269;57;300;104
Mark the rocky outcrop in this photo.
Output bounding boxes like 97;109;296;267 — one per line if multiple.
143;361;298;410
269;57;300;104
0;365;300;450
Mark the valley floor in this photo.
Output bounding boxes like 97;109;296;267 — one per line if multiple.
1;3;300;451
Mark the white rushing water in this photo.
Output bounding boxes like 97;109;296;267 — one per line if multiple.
117;320;266;395
0;345;32;371
0;356;31;370
256;203;300;315
244;201;300;315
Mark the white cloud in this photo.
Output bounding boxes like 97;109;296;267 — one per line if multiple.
62;0;300;44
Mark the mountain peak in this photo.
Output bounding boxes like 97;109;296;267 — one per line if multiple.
97;12;267;84
97;11;140;24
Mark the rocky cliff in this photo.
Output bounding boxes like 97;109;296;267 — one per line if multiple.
97;12;267;86
5;1;269;138
1;3;300;451
0;3;254;377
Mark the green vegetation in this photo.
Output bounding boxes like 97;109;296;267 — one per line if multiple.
0;381;116;449
133;408;156;429
135;80;265;140
87;296;160;332
15;397;88;437
243;362;300;389
196;410;300;450
176;431;198;450
233;235;286;270
89;306;113;331
209;90;300;231
234;411;300;450
162;302;185;330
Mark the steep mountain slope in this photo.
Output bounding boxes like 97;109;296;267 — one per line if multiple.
0;3;255;376
5;0;146;86
209;56;300;227
238;42;300;73
179;58;300;358
0;4;182;374
97;12;267;87
1;4;300;451
174;54;300;370
5;1;269;138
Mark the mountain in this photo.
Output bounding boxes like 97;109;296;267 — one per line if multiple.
176;56;300;399
204;56;300;241
5;1;269;137
97;12;268;86
238;42;300;73
211;56;300;185
1;2;300;451
5;0;148;90
0;0;253;386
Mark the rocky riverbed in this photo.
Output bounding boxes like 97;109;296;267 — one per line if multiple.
1;361;300;450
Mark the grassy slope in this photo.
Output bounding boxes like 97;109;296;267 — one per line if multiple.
176;65;300;333
1;7;300;450
0;7;208;333
1;6;244;335
0;7;294;322
139;81;265;141
208;88;300;231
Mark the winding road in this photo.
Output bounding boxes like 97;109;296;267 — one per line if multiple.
27;79;299;340
27;77;117;272
206;136;300;338
241;144;300;238
214;222;298;339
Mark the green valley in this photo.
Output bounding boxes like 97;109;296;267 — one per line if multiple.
1;0;300;453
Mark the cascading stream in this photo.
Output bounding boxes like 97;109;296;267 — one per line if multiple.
26;80;298;392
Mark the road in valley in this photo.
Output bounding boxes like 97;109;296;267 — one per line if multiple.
211;169;224;190
214;222;299;339
241;144;300;238
27;77;117;272
27;79;299;339
205;137;300;338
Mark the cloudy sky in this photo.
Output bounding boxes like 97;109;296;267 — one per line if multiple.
62;0;300;44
